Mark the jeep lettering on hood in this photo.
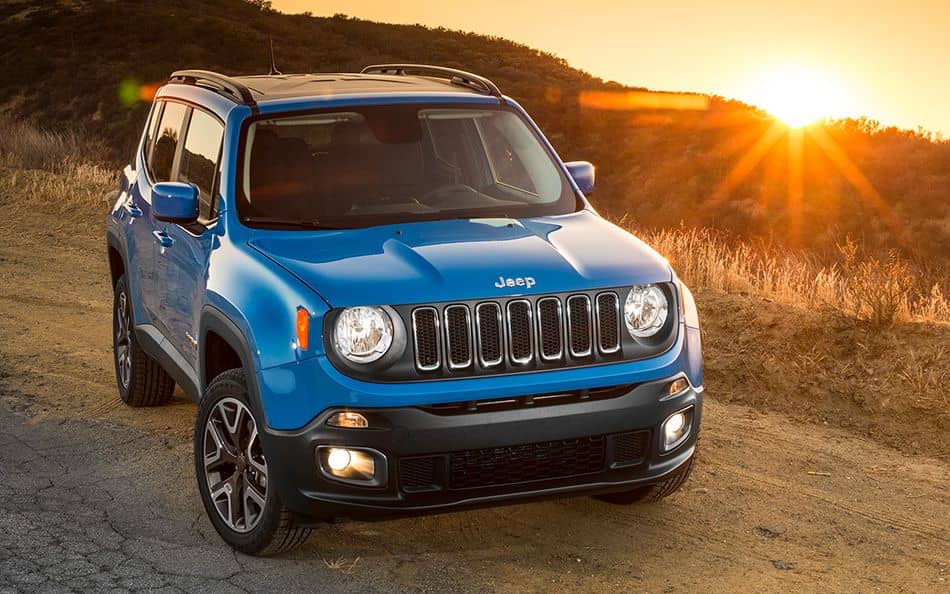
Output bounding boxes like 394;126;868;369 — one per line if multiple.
248;211;672;306
495;276;536;289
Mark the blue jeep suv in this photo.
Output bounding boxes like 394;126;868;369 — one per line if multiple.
105;65;704;555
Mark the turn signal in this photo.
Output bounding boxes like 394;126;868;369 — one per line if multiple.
296;307;310;350
668;378;689;396
327;411;369;429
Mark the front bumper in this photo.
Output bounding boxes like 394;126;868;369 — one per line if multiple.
260;375;702;520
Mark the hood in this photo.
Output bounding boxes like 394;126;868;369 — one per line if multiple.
248;211;672;307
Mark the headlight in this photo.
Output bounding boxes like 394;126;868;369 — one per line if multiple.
334;306;393;363
624;284;669;338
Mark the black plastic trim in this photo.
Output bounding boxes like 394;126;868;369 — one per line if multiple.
132;323;200;400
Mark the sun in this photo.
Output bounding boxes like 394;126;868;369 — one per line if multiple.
742;65;852;128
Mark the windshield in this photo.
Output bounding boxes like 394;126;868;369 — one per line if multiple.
238;104;578;228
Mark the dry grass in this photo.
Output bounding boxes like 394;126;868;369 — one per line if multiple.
641;226;949;325
0;117;105;172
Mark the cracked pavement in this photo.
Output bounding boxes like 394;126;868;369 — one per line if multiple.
0;395;377;594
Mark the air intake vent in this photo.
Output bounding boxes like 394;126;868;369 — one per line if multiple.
566;295;593;357
596;292;621;354
475;302;503;367
448;436;607;490
506;300;534;364
444;305;473;369
537;297;563;361
411;307;440;371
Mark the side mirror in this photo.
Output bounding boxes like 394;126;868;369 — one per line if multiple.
152;182;199;223
565;161;595;194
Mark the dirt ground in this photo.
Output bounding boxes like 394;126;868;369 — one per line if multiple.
0;190;948;592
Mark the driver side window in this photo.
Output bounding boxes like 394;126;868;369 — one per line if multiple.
178;108;224;222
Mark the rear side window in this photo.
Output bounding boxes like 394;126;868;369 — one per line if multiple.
142;102;164;165
179;109;224;220
149;102;188;183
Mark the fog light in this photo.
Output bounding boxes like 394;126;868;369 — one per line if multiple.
668;378;690;396
661;406;693;452
326;447;351;471
327;411;369;428
317;446;387;487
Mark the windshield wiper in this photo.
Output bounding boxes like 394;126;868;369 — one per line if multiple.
243;216;347;230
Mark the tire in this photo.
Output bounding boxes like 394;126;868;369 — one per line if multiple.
194;369;312;556
113;274;175;407
595;455;695;505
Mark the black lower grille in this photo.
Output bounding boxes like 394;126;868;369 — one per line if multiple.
612;430;649;467
448;436;606;490
399;457;440;493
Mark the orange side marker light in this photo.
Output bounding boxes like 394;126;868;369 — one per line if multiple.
296;307;310;350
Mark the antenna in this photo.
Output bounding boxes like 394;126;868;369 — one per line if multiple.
268;38;282;75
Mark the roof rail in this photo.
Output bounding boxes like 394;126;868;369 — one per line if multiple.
168;70;257;110
360;64;502;98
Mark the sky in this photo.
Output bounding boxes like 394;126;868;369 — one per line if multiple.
271;0;950;136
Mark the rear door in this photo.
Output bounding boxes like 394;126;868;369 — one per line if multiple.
153;106;225;367
120;101;163;323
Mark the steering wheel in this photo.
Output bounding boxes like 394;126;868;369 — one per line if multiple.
421;183;479;207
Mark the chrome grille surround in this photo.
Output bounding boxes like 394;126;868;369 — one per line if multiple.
536;297;564;362
595;292;621;354
505;299;534;365
443;304;473;369
411;307;441;371
474;302;504;368
566;294;593;358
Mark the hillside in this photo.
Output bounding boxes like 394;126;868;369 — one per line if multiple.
1;0;949;269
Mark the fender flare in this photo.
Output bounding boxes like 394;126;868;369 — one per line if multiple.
105;227;126;281
199;305;268;424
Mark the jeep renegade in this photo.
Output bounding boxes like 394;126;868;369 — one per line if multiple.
105;65;703;555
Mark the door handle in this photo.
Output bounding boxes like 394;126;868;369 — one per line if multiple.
125;198;143;218
152;229;174;248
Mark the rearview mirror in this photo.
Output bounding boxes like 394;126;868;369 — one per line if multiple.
152;182;199;223
565;161;595;194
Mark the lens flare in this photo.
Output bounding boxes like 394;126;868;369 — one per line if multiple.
739;64;853;128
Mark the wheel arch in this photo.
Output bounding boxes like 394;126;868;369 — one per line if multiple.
199;306;268;425
105;229;126;288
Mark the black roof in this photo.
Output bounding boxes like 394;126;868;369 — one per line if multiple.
167;65;502;110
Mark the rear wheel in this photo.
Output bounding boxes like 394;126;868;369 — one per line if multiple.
195;369;312;555
595;455;694;505
113;274;174;407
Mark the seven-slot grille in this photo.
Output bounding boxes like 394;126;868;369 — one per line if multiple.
411;291;623;374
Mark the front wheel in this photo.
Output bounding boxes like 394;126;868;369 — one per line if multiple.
194;369;312;555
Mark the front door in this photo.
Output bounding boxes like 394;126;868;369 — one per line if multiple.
153;106;225;367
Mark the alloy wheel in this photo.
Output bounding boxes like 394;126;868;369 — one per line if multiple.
203;397;269;533
115;291;132;389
